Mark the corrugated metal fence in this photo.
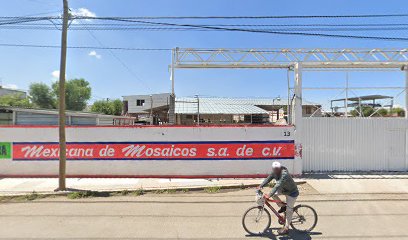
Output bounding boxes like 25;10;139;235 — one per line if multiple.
302;118;408;172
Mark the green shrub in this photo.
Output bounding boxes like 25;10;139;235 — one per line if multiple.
67;191;109;199
120;190;130;196
204;186;221;193
165;189;177;194
153;189;166;194
133;188;145;196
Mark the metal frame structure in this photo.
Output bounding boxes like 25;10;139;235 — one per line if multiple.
170;48;408;120
169;48;408;172
330;95;394;117
172;48;408;68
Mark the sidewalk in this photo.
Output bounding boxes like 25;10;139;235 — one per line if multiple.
1;174;407;196
0;178;263;196
306;173;408;194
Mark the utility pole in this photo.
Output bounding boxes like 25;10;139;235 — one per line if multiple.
58;0;69;191
169;48;177;124
195;94;200;126
149;95;153;125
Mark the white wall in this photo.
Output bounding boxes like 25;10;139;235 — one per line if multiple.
302;118;408;172
0;126;297;177
2;118;406;177
123;93;170;114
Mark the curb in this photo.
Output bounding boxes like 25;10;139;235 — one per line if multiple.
0;180;306;197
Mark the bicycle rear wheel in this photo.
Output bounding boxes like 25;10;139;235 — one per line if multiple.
290;204;318;232
242;206;271;235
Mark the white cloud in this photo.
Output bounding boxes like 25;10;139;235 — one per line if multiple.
71;8;96;22
51;70;60;78
88;50;102;59
3;84;18;90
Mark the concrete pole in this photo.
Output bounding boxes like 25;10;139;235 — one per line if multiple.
195;94;200;126
287;69;291;124
294;63;303;126
405;66;408;119
169;48;176;124
345;72;349;118
58;0;69;191
149;95;153;125
293;62;303;175
405;67;408;170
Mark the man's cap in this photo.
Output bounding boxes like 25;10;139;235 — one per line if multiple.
272;161;281;169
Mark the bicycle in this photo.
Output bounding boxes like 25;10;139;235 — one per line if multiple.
242;190;318;235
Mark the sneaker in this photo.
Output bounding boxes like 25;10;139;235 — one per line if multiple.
278;206;287;213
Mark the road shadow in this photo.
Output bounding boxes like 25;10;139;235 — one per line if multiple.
246;228;322;240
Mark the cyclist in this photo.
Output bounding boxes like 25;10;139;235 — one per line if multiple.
258;161;299;235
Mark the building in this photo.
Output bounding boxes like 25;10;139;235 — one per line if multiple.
0;107;136;126
0;86;27;98
123;93;322;125
122;93;171;123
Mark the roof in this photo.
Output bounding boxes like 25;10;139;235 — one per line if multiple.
177;97;319;106
175;97;269;114
122;93;171;98
175;97;320;115
0;106;135;119
332;95;393;102
174;97;321;115
121;94;321;115
175;97;270;115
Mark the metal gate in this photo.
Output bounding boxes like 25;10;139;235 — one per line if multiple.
302;118;408;172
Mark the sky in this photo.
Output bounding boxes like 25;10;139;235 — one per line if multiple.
0;0;407;110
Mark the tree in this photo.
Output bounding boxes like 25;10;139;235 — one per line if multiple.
350;106;375;117
52;78;91;111
111;99;123;116
91;99;123;116
29;83;56;109
376;108;389;117
390;107;405;117
0;93;32;108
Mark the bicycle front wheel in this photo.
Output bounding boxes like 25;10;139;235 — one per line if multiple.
290;204;318;232
242;206;271;235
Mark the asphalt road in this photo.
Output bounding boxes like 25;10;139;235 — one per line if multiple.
0;188;407;239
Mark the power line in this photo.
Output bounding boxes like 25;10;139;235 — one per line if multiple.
7;22;408;27
2;13;408;20
93;17;408;42
0;43;171;51
0;17;54;26
2;43;408;53
2;15;408;41
79;19;153;91
72;13;408;19
3;25;408;32
0;14;408;41
3;22;408;32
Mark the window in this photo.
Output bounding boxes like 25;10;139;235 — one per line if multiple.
305;106;313;114
136;99;145;106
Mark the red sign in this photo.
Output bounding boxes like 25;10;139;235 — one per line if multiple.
12;141;294;160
